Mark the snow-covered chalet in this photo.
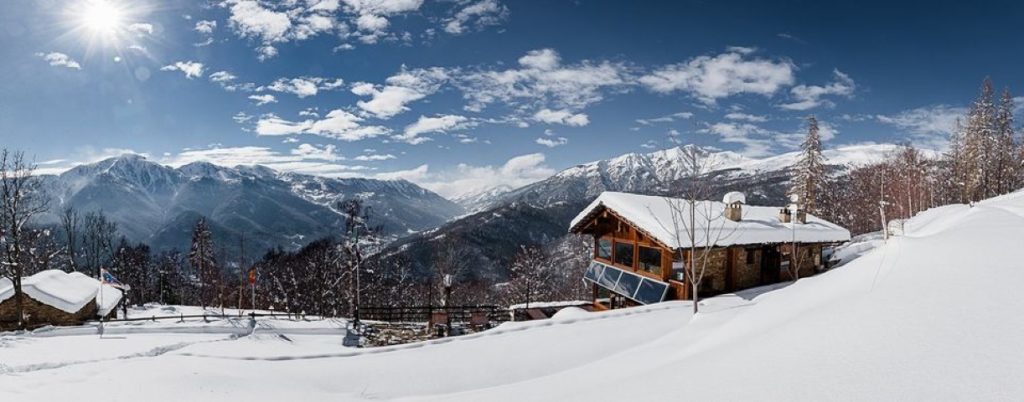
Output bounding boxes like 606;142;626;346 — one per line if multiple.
0;270;122;330
569;191;850;310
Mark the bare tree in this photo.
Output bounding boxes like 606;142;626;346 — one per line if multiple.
431;237;472;306
503;245;554;308
60;206;80;272
655;146;737;314
0;149;50;329
82;210;117;277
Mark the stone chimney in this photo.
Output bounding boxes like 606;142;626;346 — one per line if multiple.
779;208;807;224
778;208;791;223
723;192;745;222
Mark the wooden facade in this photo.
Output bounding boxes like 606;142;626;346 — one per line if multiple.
575;209;829;310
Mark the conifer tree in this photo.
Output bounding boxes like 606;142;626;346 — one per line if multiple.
189;217;217;309
789;116;827;213
995;89;1018;193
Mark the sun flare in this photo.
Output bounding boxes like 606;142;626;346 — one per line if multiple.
80;0;124;34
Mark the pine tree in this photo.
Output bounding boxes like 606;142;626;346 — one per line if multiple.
962;78;997;200
188;217;217;309
995;89;1019;193
789;116;827;213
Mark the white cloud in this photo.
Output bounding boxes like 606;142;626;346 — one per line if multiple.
233;112;254;124
876;105;965;149
535;136;568;148
700;122;774;157
163;145;368;177
222;0;339;60
263;76;344;98
160;61;204;79
225;0;292;43
128;23;154;35
255;114;314;135
342;0;423;42
290;143;344;161
354;153;396;161
209;70;255;91
639;47;795;104
248;94;277;105
779;69;856;110
195;19;218;33
376;153;554;198
254;110;389;141
724;112;768;122
352;67;449;119
636;111;693;125
209;71;236;82
36;52;81;70
532;109;589;126
455;48;631;115
398;114;474;144
444;0;508;35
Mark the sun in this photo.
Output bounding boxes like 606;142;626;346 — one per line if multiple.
79;0;124;34
80;0;125;35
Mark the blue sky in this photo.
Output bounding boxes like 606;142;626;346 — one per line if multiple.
1;0;1023;197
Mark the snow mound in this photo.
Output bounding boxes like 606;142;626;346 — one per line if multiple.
550;307;590;320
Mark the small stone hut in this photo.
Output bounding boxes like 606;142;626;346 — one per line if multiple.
0;270;122;330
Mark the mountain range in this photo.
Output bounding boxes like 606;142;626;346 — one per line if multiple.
35;155;464;256
33;143;919;270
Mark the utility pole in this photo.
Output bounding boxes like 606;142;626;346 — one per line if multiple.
788;194;800;281
238;234;245;312
351;224;361;329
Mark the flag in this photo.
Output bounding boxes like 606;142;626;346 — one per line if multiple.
100;268;125;289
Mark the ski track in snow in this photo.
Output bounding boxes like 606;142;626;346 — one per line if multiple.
0;336;235;374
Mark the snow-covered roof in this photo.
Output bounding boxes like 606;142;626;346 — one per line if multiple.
0;270;122;314
569;192;851;249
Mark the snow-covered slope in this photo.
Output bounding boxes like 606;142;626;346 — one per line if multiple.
4;190;1021;401
434;189;1024;401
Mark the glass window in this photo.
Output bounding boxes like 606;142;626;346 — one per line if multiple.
614;270;641;297
597;238;612;260
614;241;634;267
638;246;662;276
634;278;669;304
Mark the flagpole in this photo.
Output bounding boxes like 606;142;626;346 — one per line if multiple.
98;267;104;338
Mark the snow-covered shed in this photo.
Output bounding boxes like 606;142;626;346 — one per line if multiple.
569;192;850;309
0;270;123;329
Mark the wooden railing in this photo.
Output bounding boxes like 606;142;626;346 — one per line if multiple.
357;305;510;324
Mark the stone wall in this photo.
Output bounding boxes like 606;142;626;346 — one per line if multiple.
0;294;97;330
701;248;729;294
733;247;762;290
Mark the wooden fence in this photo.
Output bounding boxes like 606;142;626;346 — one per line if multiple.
357;305;510;324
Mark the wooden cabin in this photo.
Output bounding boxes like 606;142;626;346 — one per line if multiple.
569;191;851;310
